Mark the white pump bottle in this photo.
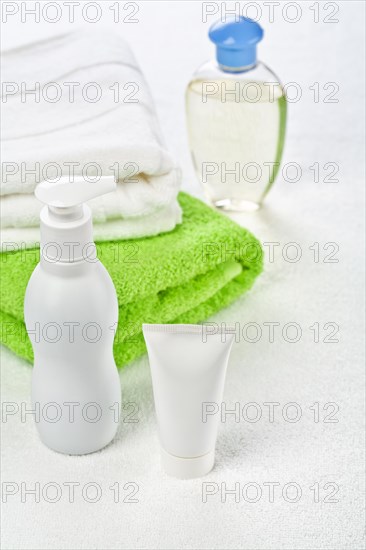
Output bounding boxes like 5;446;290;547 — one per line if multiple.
24;177;121;455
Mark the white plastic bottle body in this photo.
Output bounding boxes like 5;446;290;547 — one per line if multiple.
24;259;121;455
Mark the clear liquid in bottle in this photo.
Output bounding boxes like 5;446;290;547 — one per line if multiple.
185;16;287;211
186;77;286;211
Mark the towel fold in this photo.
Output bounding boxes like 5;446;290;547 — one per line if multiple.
0;193;263;368
0;196;182;250
1;30;181;238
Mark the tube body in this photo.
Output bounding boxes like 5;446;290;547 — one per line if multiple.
143;324;234;476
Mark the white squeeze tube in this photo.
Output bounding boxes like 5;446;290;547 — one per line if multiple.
142;323;235;479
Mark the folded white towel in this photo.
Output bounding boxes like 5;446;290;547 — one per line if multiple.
0;31;182;245
1;201;182;252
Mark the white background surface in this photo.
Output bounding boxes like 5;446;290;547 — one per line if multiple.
1;2;365;549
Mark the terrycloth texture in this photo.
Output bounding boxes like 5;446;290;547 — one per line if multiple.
0;31;182;242
0;200;182;250
0;193;263;368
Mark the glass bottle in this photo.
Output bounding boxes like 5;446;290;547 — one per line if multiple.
186;16;287;211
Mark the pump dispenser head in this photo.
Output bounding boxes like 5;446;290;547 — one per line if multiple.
35;176;116;263
36;176;116;219
209;16;263;71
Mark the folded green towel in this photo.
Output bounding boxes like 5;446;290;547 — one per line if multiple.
0;192;263;367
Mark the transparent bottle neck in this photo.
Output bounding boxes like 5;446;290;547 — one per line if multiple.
218;61;257;74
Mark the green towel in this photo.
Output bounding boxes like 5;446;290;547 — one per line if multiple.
0;192;263;367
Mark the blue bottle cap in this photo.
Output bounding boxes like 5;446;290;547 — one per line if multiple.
209;16;263;71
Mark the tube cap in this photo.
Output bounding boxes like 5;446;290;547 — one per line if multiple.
209;16;263;70
161;448;215;479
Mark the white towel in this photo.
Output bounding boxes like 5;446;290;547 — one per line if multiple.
0;201;182;251
0;31;182;247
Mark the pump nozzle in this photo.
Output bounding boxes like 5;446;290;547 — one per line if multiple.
36;176;117;263
35;176;116;208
